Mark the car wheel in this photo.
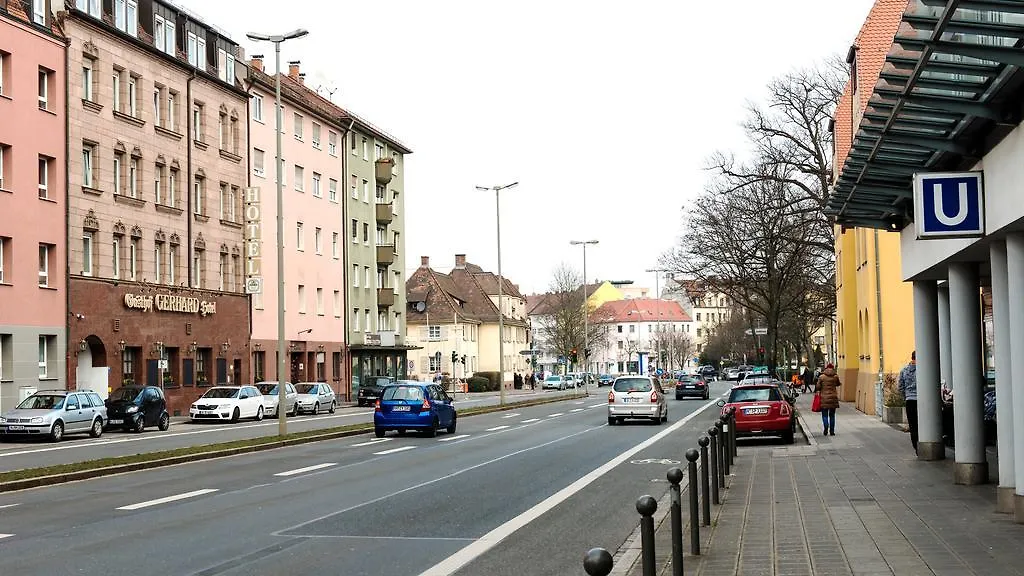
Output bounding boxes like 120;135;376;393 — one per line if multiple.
357;400;364;407
231;407;240;423
607;417;615;426
313;402;320;415
374;427;385;438
90;418;104;438
426;417;438;438
446;414;457;434
290;403;298;417
255;406;264;421
783;427;795;445
661;409;668;423
50;420;64;442
158;413;170;431
329;401;336;414
133;415;146;433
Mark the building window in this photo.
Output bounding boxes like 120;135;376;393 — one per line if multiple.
375;142;385;160
82;59;94;102
129;238;139;280
38;67;51;110
114;0;137;36
365;309;371;332
154;163;164;204
168;168;178;208
168;244;176;285
253;148;265;177
0;237;7;283
314;227;322;255
0;144;7;190
193;177;204;215
332;233;339;259
378;311;388;331
296;221;304;250
312;122;321;149
153;86;162;126
364;267;370;288
76;0;101;17
293;113;303;140
252;93;263;122
231;253;240;291
127;74;138;117
328;178;338;202
392;152;400;175
196;348;210;386
187;31;206;69
361;137;368;160
297;284;306;314
218;112;226;150
428;325;441;340
81;232;94;276
219;183;235;221
362;223;369;244
38;243;51;286
333;290;341;318
113;151;124;195
39;336;50;378
362;179;369;202
352;264;359;287
328;131;337;155
192;248;203;287
154;242;163;283
129;157;139;198
193;103;204;143
112;69;121;112
217;48;235;84
351;219;358;242
82;144;95;188
350;175;358;199
253;351;265;381
38;156;50;199
316;287;324;316
312;172;321;198
112;236;121;279
353;308;361;332
294;165;304;191
154;14;174;55
350;131;357;154
168;91;177;131
219;252;228;291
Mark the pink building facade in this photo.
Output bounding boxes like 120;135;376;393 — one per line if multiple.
246;62;347;389
0;0;68;410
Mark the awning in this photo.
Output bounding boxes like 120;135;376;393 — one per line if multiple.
827;0;1024;230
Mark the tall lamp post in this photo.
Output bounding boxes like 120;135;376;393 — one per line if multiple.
475;182;519;405
646;267;669;374
570;240;598;375
246;28;309;437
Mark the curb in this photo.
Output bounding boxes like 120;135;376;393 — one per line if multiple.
795;409;818;447
0;393;586;493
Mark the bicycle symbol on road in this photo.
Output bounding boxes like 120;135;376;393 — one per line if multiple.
630;458;681;465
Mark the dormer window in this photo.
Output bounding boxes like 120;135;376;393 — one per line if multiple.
846;44;858;95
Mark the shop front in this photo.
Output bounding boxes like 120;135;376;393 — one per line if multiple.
68;277;250;416
349;344;413;400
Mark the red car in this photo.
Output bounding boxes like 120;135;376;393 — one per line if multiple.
718;384;795;444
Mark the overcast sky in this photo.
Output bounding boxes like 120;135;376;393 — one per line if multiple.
179;0;876;295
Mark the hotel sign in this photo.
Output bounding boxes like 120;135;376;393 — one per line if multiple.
124;293;217;316
244;187;263;294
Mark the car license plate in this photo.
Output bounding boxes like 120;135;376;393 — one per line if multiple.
108;419;123;425
6;425;24;431
623;398;640;403
392;405;411;412
685;386;695;389
745;407;768;415
200;410;214;415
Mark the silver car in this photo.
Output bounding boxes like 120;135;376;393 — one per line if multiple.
294;382;336;415
607;376;668;425
0;390;107;442
256;381;298;417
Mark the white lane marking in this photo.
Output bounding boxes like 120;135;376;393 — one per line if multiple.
117;488;219;511
590;403;606;408
351;438;390;447
501;413;521;419
485;425;510;432
570;408;585;413
0;504;20;510
438;434;470;442
0;534;13;540
274;463;337;477
373;446;416;456
419;397;720;576
547;413;563;418
521;418;540;423
575;401;586;405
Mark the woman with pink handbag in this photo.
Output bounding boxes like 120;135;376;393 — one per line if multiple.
815;363;842;436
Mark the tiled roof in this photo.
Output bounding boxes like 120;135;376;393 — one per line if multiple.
406;260;527;327
525;282;604;317
591;299;692;324
473;272;525;300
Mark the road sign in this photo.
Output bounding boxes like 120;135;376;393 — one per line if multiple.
914;171;985;238
245;277;263;295
755;327;768;335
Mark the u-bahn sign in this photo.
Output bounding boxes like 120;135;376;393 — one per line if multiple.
914;171;985;239
244;187;263;293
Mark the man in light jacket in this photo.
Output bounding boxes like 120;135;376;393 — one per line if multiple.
898;351;918;454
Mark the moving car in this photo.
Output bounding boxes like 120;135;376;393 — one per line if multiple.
675;375;710;400
718;384;795;444
256;381;298;417
105;385;170;432
295;382;336;414
374;381;456;437
0;390;107;442
357;376;394;407
542;375;568;390
597;374;614;387
189;386;265;422
607;376;668;425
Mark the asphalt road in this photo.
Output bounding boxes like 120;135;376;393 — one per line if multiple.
0;380;735;576
0;387;583;473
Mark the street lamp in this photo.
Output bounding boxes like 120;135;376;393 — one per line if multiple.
646;267;669;374
475;182;519;405
570;240;598;377
246;28;309;437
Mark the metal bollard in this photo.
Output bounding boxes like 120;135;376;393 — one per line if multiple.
729;407;738;459
667;468;684;576
637;495;658;576
583;547;614;576
698;435;711;526
708;426;720;505
685;448;701;556
720;416;730;477
715;418;726;487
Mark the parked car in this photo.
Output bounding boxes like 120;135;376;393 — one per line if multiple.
374;381;456;437
105;385;170;432
357;376;394;407
0;390;107;442
255;381;298;417
542;375;568;390
607;376;668;425
675;376;710;400
718;384;795;444
597;374;614;387
295;382;336;414
189;386;265;422
565;374;579;388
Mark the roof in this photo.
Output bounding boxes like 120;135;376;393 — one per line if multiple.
827;0;1024;229
525;282;604;318
405;260;527;327
473;272;525;300
591;299;692;324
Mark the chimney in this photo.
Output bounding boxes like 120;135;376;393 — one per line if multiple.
298;73;306;85
454;254;466;269
420;256;430;268
250;55;264;73
288;61;300;80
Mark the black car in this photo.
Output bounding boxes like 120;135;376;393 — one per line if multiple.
675;376;710;400
105;385;170;432
357;376;394;407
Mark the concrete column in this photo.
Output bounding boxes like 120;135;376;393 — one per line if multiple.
913;281;944;460
937;285;953;390
991;240;1015;512
947;262;987;484
1005;233;1024;521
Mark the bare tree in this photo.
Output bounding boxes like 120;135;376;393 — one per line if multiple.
536;263;608;370
652;330;695;371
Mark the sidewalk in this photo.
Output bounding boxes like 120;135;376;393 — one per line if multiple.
621;394;1024;576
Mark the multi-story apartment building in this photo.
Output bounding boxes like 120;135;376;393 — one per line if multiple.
61;0;250;414
245;60;346;390
668;279;733;355
526;281;621;375
591;299;692;374
406;255;530;384
345;111;413;394
0;0;67;409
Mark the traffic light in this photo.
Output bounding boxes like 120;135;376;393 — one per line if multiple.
585;348;591;359
461;355;467;365
570;348;578;363
451;351;458;364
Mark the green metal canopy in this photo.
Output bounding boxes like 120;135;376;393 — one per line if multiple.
827;0;1024;230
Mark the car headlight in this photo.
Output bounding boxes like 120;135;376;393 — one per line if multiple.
126;405;139;413
0;417;6;423
30;417;44;424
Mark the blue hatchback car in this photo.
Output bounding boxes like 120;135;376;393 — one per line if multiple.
374;381;457;438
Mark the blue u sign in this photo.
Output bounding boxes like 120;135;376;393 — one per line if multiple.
914;171;985;239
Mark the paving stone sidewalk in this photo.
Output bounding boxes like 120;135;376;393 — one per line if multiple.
620;394;1024;576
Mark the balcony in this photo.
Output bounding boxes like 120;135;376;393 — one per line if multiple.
375;158;394;184
376;244;396;266
375;202;394;224
377;287;395;308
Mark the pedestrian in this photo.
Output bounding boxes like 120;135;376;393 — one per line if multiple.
801;366;814;393
898;350;918;453
815;363;841;436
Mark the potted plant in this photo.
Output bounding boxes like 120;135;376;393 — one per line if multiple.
880;372;906;424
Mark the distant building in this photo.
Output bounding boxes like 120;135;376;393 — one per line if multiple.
526;280;621;375
665;279;732;356
590;299;693;374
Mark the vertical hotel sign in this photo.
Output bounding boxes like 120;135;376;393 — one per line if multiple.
244;187;263;294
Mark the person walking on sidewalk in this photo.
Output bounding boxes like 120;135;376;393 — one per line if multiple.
898;351;918;454
815;363;841;436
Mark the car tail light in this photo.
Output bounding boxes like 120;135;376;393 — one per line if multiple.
374;399;381;412
422;400;431;411
780;402;791;416
607;391;615;403
650;391;658;403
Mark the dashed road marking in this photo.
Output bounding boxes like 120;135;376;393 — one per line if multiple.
438;434;470;442
274;463;337;477
373;446;416;456
547;413;563;418
117;489;219;511
571;408;585;413
589;403;606;408
0;534;13;540
521;418;540;423
485;425;510;432
501;413;521;419
351;438;390;447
